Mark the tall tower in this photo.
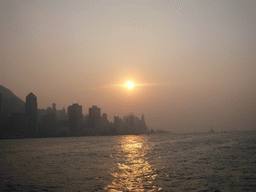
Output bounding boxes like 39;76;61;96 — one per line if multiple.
25;92;37;135
0;93;2;132
52;103;57;116
141;114;149;133
114;116;123;134
0;93;2;117
68;103;83;133
102;113;107;120
89;106;101;132
141;114;146;126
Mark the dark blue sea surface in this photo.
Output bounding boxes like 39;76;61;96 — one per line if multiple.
0;131;256;191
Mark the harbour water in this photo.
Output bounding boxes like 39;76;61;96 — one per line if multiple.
0;131;256;191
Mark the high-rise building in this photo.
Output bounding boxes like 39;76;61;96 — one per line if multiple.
140;114;149;133
89;106;101;132
102;113;107;120
68;103;82;133
122;113;149;134
123;113;135;134
52;103;56;116
25;92;37;135
57;108;67;121
114;116;123;134
141;114;145;126
0;93;2;131
89;106;100;117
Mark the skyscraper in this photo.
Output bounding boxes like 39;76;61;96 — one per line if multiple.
89;106;101;132
68;103;83;133
114;116;123;134
0;93;2;132
25;92;37;135
52;103;56;116
141;114;145;126
102;113;107;120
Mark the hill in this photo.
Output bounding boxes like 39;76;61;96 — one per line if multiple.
0;85;25;120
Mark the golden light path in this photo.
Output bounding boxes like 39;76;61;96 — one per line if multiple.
105;135;159;191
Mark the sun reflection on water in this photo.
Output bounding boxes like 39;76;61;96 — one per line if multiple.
105;135;158;191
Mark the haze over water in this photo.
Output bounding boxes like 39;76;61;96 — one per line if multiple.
1;132;256;191
1;1;256;191
1;0;256;133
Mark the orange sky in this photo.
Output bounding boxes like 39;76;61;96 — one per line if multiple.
1;0;255;132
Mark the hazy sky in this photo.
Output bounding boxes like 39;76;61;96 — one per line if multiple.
1;0;255;132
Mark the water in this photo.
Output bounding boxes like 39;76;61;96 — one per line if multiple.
0;131;256;192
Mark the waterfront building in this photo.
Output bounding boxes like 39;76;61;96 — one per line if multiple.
68;103;83;133
0;93;2;129
122;113;149;135
102;113;107;120
25;92;37;135
114;116;123;134
89;106;101;133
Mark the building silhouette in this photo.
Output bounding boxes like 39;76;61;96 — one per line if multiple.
0;85;151;137
114;116;123;134
25;92;37;136
122;113;149;134
140;114;149;133
38;103;67;122
37;103;68;136
41;113;57;136
89;106;101;133
102;113;107;120
141;114;145;126
0;93;2;130
52;103;56;116
123;113;135;134
68;103;82;133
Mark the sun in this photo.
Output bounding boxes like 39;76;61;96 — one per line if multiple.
126;82;134;89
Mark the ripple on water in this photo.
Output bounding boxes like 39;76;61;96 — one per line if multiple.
0;132;256;191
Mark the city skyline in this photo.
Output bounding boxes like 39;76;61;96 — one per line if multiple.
1;0;256;132
0;87;151;138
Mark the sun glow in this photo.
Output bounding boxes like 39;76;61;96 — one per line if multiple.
126;82;134;89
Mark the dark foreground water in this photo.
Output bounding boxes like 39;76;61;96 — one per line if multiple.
0;131;256;192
